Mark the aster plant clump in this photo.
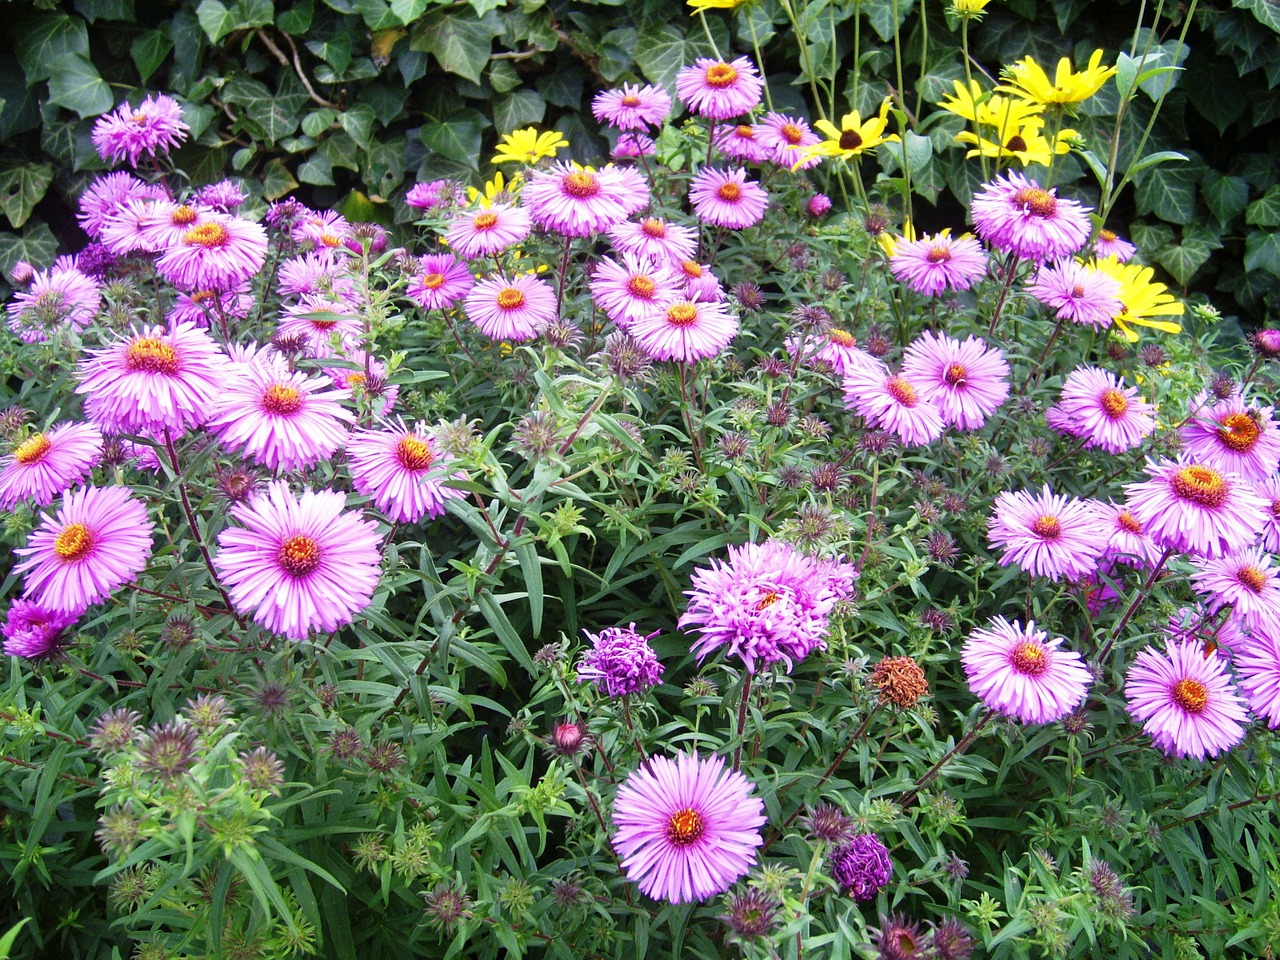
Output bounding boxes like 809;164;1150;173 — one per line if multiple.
2;20;1280;960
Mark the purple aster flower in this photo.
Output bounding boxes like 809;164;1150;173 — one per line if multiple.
676;57;765;120
406;254;474;311
1;599;80;659
14;485;154;614
1190;546;1280;635
578;623;664;697
612;132;656;159
76;322;231;436
899;331;1009;430
1123;458;1270;559
590;253;683;330
988;485;1108;580
166;285;255;329
155;215;269;292
592;83;672;130
756;112;822;169
6;266;101;343
346;420;463;523
292;209;350;248
1045;366;1155;454
1236;629;1280;728
100;197;210;254
405;179;455;211
789;328;883;378
807;193;833;218
609;217;699;264
829;833;893;901
445;204;532;259
1093;228;1136;262
206;356;354;472
889;233;988;296
91;93;189;167
688;167;769;230
521;162;634;238
77;173;165;240
343;222;389;255
9;261;34;285
1099;501;1162;569
74;243;118;280
714;123;768;163
1125;638;1247;760
671;259;725;302
1254;476;1280;553
1179;391;1280;481
842;368;945;447
629;297;738;363
277;294;363;359
679;540;856;673
962;616;1091;724
611;751;766;903
193;179;247;211
213;481;382;640
464;273;557;342
277;250;358;301
970;172;1091;262
1028;259;1123;328
0;422;103;509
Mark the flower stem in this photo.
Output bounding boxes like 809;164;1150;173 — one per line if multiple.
733;671;753;771
1097;547;1174;662
899;707;996;806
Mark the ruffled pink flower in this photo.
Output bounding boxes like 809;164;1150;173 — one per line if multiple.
1123;458;1270;559
91;93;189;167
276;295;363;359
988;485;1108;580
688;167;768;229
756;113;822;169
0;422;103;510
346;420;463;524
445;204;531;258
277;250;358;301
522;163;635;238
1179;390;1280;481
971;172;1091;262
102;199;215;255
590;253;683;329
166;285;255;329
592;83;672;130
842;368;944;446
1;599;80;659
629;298;738;363
962;617;1091;724
1028;259;1122;329
788;328;884;378
6;266;101;343
899;331;1009;430
675;57;765;120
889;233;988;296
1125;638;1247;760
671;259;724;302
1191;546;1280;635
609;217;699;264
1236;629;1280;728
406;254;474;311
713;123;767;163
1099;501;1162;569
1045;366;1155;454
155;215;269;292
77;173;165;240
1253;475;1280;553
1093;228;1136;262
464;273;557;341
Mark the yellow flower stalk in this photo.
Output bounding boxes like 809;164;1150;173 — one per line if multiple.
997;49;1117;107
1093;256;1185;342
955;124;1076;166
796;98;900;167
490;127;569;167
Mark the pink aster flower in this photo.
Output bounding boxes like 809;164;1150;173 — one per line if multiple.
445;204;532;259
1253;475;1280;553
194;179;247;211
6;266;101;343
213;481;382;640
102;199;215;255
899;331;1009;430
0;422;103;510
1028;259;1123;328
206;357;354;472
679;540;856;673
612;751;765;904
1;599;80;660
676;57;765;120
578;623;664;697
464;273;557;342
77;173;165;240
14;485;154;614
962;617;1090;724
406;254;474;311
276;250;358;301
629;297;738;363
788;328;884;379
346;420;463;524
522;163;633;238
590;253;683;329
405;179;455;212
1236;629;1280;728
756;113;822;169
292;210;351;249
970;172;1092;262
1123;458;1270;559
277;294;363;358
842;368;945;447
155;215;269;292
1099;501;1162;569
592;83;672;130
166;285;255;329
1125;638;1247;760
76;322;231;436
91;93;189;167
688;167;769;230
1045;366;1155;454
1093;228;1137;262
988;485;1108;580
1179;391;1280;481
612;132;656;159
1191;546;1280;635
609;217;699;264
713;123;768;164
889;233;988;296
671;259;724;302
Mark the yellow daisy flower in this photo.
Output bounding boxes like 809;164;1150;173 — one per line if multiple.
955;124;1076;166
490;127;569;167
687;0;748;11
996;49;1117;107
1092;256;1184;341
937;80;1045;132
951;0;992;12
465;171;522;208
877;219;917;258
796;98;900;166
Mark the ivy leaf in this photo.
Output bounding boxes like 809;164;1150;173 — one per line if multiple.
862;0;911;42
634;24;705;91
410;10;502;85
260;158;299;200
0;221;58;275
277;0;314;34
1244;231;1280;277
1134;164;1199;225
75;0;137;21
1246;186;1280;227
222;75;305;142
1234;0;1280;34
339;104;377;149
195;0;237;42
47;55;114;118
390;0;427;23
130;29;173;83
492;89;545;134
14;14;89;84
1154;238;1213;286
0;161;54;229
419;109;486;166
1202;171;1249;224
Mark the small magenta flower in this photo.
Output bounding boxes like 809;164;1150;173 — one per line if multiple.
407;254;474;311
0;422;103;510
522;163;634;238
899;331;1009;431
630;298;739;363
962;617;1091;724
445;204;531;259
346;420;463;524
829;833;893;901
1179;390;1280;481
1093;228;1136;262
675;57;765;120
1045;366;1155;454
464;273;557;342
154;215;268;292
1125;638;1247;759
91;93;189;167
971;172;1091;262
988;485;1107;581
889;233;988;296
688;167;769;229
609;216;699;264
842;368;945;447
578;624;664;697
1;599;80;659
592;83;672;130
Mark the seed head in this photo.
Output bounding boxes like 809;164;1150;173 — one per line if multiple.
732;281;764;311
721;887;780;943
603;332;653;381
329;727;364;761
161;612;196;650
181;693;232;733
90;707;142;755
238;747;285;793
869;656;930;709
802;801;853;843
422;883;474;933
1139;343;1168;367
137;722;199;783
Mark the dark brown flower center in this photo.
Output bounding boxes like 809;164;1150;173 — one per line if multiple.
13;433;51;465
277;534;321;577
838;130;864;151
1011;640;1049;676
666;807;705;846
396;435;434;471
1171;678;1208;714
1005;135;1029;153
126;337;180;375
54;522;95;562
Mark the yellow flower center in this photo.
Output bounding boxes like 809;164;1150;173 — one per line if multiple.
496;287;525;310
125;337;180;375
172;205;198;225
1171;465;1228;508
704;63;738;88
183;222;229;248
1118;511;1142;533
563;171;600;198
680;260;702;278
829;329;856;347
277;534;322;577
641;218;667;238
54;523;95;562
192;290;216;304
627;275;657;299
665;807;706;846
885;375;917;406
667;304;698;327
621;94;641;107
943;363;967;385
13;433;51;465
396;435;435;471
1100;229;1118;242
1171;678;1208;714
1217;412;1260;452
1031;514;1062;540
1101;389;1129;418
717;182;742;202
262;384;303;415
1013;187;1058;218
421;272;445;290
756;591;780;610
473;212;499;231
734;124;755;139
1237;566;1267;593
780;123;803;144
927;246;953;263
1010;640;1049;676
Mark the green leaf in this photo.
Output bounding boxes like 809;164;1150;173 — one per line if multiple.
862;0;911;42
1244;231;1280;277
634;23;706;90
1154;238;1212;286
75;0;136;20
492;89;545;134
0;162;53;229
1186;54;1247;135
130;29;173;83
239;0;275;27
1202;172;1249;224
419;109;486;166
1134;164;1199;224
277;0;314;34
339;104;376;149
15;14;89;84
196;0;237;42
1234;0;1280;34
878;130;932;175
222;75;304;142
390;0;427;23
1246;185;1280;227
0;221;58;274
410;9;502;85
0;918;31;960
47;54;113;118
261;158;299;199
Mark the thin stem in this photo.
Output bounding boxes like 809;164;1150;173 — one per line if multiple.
985;254;1021;336
1097;547;1174;662
695;10;723;59
733;671;753;771
899;708;996;807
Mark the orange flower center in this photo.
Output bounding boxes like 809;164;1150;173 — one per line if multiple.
13;433;51;465
1217;412;1260;452
621;94;641;107
641;218;667;238
1100;229;1118;242
1011;640;1049;676
838;130;864;151
1031;514;1062;539
346;373;366;387
172;205;198;225
1171;465;1228;508
1271;498;1280;519
496;287;525;310
54;523;95;562
421;272;445;290
1070;284;1086;299
756;591;780;610
1237;566;1267;593
563;171;600;198
1101;389;1129;418
667;303;699;327
665;807;706;846
717;182;742;202
277;534;322;577
885;375;918;407
310;317;338;330
183;222;229;248
1171;678;1208;714
125;337;180;375
734;124;755;139
1014;187;1058;218
262;384;303;415
680;260;703;279
943;362;967;385
191;290;216;304
1118;511;1142;533
704;63;738;88
473;212;499;231
396;435;435;471
627;275;657;299
319;233;342;247
780;123;803;144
